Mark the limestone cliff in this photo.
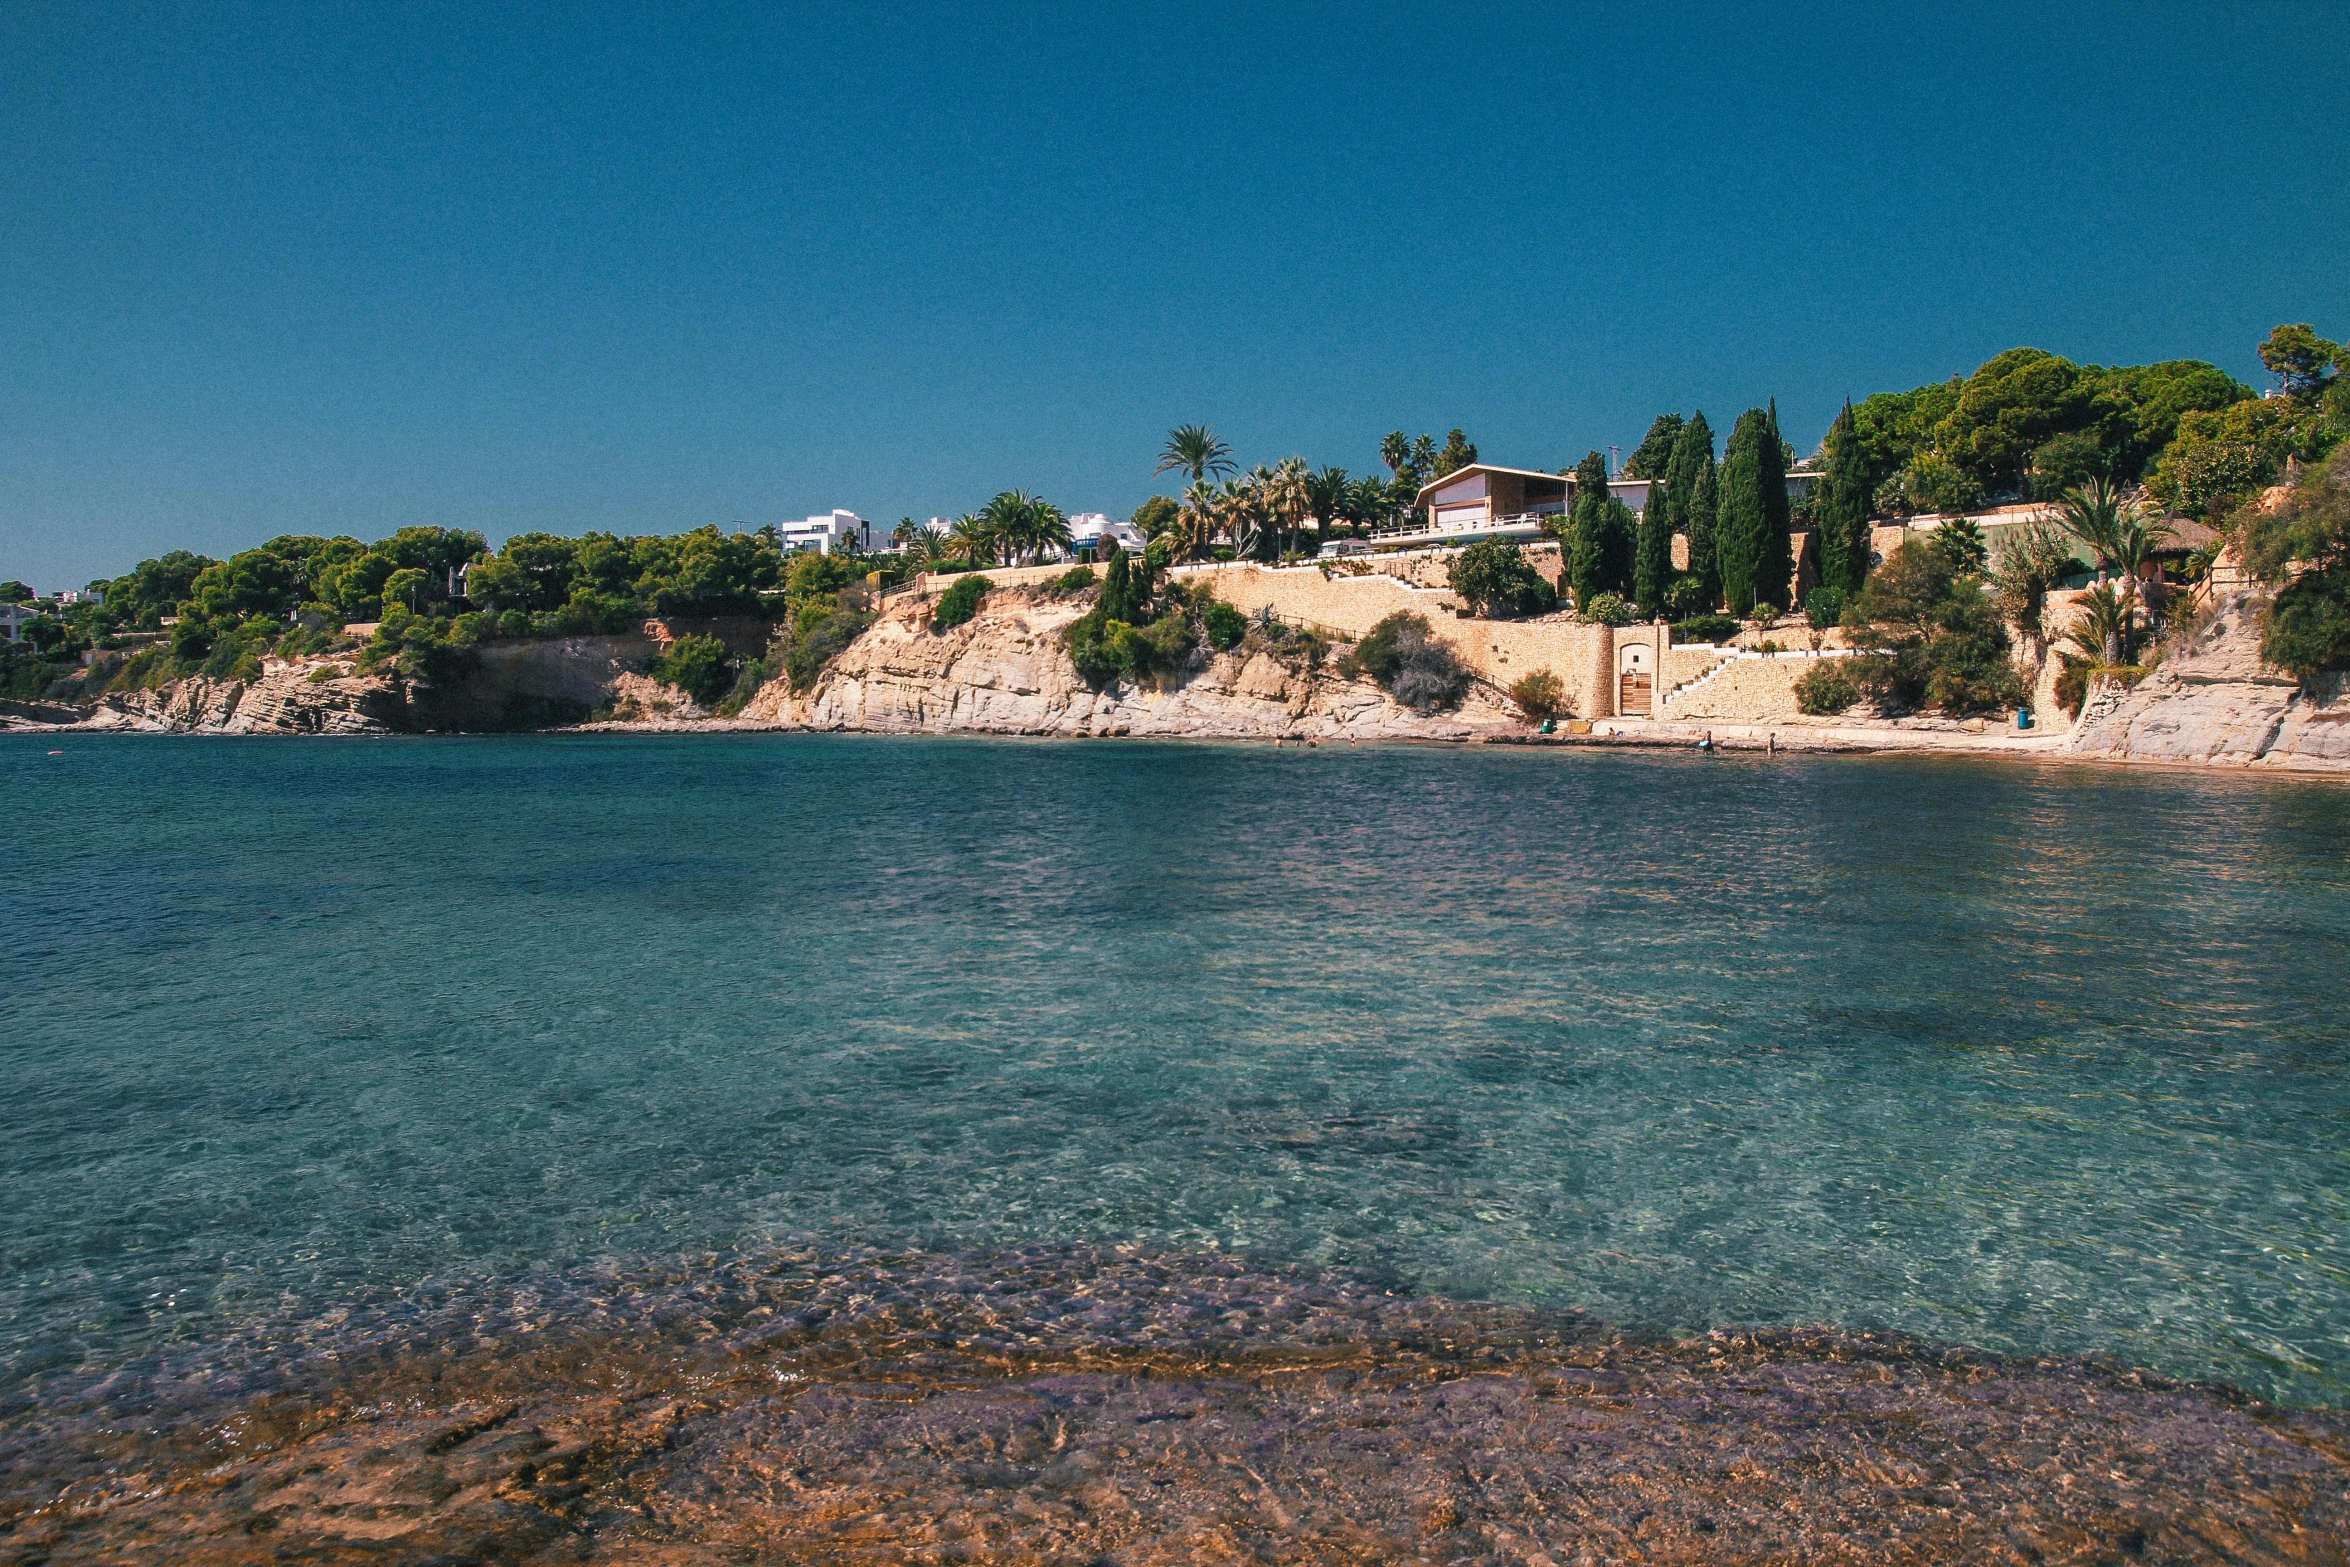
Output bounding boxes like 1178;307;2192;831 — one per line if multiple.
2066;593;2350;770
83;634;699;734
745;587;1517;739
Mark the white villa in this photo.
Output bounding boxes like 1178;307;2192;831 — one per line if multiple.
1405;462;1821;545
1405;465;1655;544
1065;512;1146;559
780;510;879;554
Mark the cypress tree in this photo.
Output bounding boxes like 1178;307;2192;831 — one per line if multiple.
1686;450;1720;608
1600;496;1638;599
1569;450;1610;605
1633;477;1671;612
1816;399;1871;595
1664;411;1713;540
1753;400;1794;613
1716;409;1770;614
1100;543;1139;623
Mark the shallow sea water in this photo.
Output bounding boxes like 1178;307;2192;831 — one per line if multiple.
3;732;2348;1412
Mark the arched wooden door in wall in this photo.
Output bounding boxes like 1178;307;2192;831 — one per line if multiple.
1618;643;1653;716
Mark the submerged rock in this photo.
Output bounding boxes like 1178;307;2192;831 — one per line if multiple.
4;1244;2341;1565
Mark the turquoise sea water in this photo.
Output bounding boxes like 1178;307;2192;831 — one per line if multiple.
3;734;2347;1406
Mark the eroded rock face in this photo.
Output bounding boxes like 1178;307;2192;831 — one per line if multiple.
93;662;404;734
2068;594;2350;769
81;635;689;735
747;591;1515;739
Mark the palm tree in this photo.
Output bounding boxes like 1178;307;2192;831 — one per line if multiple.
977;491;1070;564
1266;458;1312;559
948;513;992;567
1156;425;1236;490
2059;477;2176;640
1380;431;1411;478
2067;582;2137;666
1180;479;1220;560
1305;466;1350;540
1214;476;1265;560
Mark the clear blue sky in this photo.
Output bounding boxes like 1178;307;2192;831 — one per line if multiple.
3;0;2344;589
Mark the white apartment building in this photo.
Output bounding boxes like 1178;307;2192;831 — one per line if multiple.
779;510;877;554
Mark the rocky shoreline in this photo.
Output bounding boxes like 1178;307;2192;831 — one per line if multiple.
5;1244;2344;1566
12;584;2350;774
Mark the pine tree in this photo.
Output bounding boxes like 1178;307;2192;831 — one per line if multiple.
1753;400;1794;613
1717;409;1770;613
1633;477;1671;612
1686;450;1720;608
1436;429;1478;477
1626;413;1685;479
1816;399;1871;595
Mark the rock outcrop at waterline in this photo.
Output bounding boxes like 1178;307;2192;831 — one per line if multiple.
2068;592;2350;769
740;589;1516;739
78;634;691;735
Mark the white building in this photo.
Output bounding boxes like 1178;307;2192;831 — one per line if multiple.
55;587;103;606
0;603;42;643
1065;512;1146;558
779;510;878;555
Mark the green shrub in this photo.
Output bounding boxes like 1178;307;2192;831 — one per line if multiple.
1581;592;1632;627
933;574;990;630
1064;605;1197;687
1341;612;1467;712
1053;565;1097;593
1203;600;1248;651
649;632;735;705
1508;670;1566;720
1841;540;2027;714
784;602;874;690
1671;614;1740;644
2262;567;2350;676
1794;661;1863;715
712;653;781;717
1803;587;1846;632
1449;538;1557;619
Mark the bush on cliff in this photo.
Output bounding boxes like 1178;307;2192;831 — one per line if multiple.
1670;614;1740;644
650;632;736;705
932;574;990;631
1062;567;1202;688
2241;444;2350;676
1794;661;1863;715
1341;613;1467;712
1449;539;1557;619
1508;670;1566;721
1203;600;1248;651
1066;604;1197;687
783;598;875;691
1839;540;2026;714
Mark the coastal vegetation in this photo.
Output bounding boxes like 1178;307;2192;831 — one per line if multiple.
2242;442;2350;676
1061;544;1210;688
931;574;990;630
1508;670;1566;721
12;322;2349;724
1447;538;1555;619
1340;613;1468;713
